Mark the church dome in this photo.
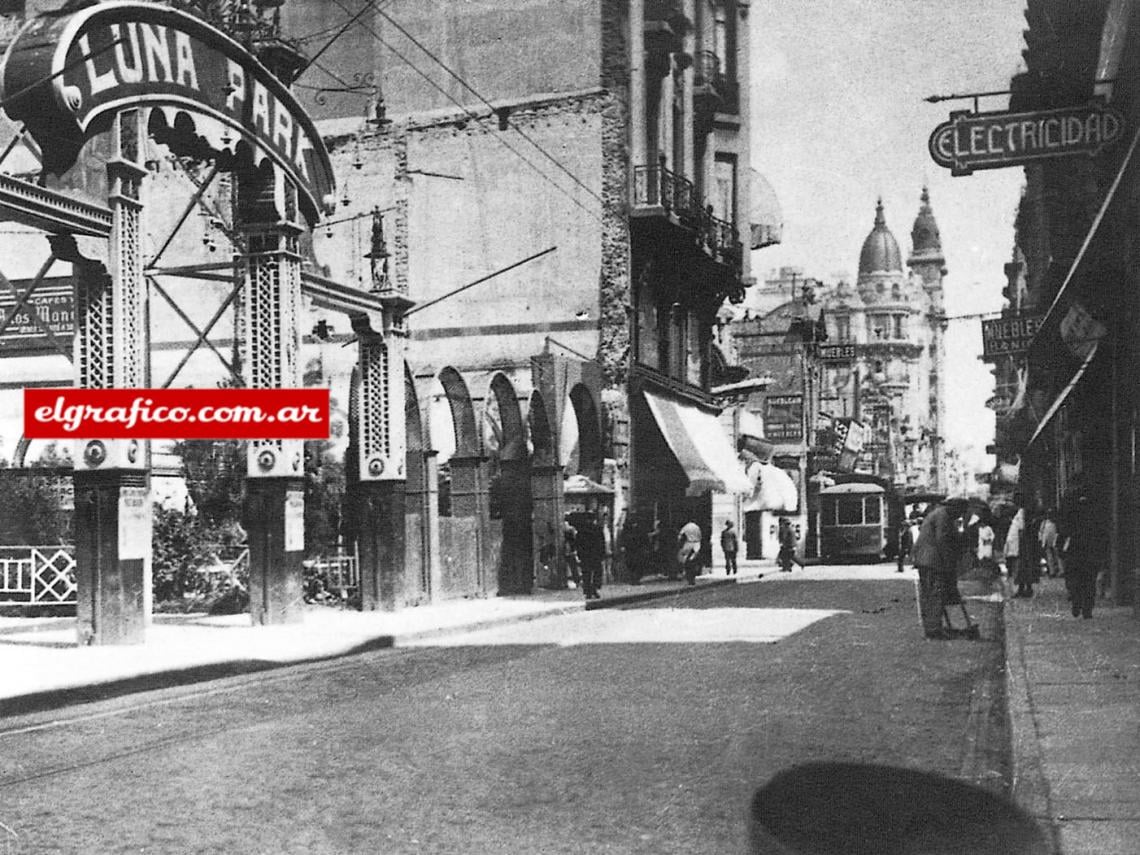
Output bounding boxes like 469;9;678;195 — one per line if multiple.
911;186;942;255
858;199;902;275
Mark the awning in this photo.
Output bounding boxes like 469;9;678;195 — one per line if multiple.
1032;121;1140;346
1027;342;1099;448
564;474;613;495
744;461;799;512
644;390;753;496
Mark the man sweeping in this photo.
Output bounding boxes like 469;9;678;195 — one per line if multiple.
912;497;968;640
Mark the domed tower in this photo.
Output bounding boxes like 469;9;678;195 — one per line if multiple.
852;199;927;487
908;186;948;304
906;186;948;492
859;198;903;278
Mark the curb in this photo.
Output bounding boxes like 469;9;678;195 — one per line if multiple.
1003;596;1062;855
2;575;736;718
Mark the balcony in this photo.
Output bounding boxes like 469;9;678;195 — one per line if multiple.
643;0;690;77
631;159;744;289
693;51;738;129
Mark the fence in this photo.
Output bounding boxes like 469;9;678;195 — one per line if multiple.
0;545;76;605
305;546;360;598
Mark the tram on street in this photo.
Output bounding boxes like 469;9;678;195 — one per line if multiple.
818;482;889;561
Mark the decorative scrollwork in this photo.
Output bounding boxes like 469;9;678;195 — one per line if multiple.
307;72;378;106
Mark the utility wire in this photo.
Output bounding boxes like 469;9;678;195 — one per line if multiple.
325;0;604;224
297;0;382;76
375;6;606;210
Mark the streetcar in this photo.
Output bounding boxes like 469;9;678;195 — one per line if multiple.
818;480;944;562
818;482;889;561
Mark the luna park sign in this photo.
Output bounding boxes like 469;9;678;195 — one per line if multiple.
929;100;1126;176
0;2;335;223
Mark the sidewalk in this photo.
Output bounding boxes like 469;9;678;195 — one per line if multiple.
0;569;751;716
1003;573;1140;855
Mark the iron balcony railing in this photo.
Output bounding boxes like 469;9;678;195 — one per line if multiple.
632;160;743;271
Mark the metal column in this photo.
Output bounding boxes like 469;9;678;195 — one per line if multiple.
71;108;151;646
237;165;305;625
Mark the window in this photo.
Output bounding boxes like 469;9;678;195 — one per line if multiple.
714;154;737;222
687;313;702;385
821;497;837;525
838;497;863;525
835;316;851;342
893;314;906;340
714;1;738;110
638;288;659;369
864;497;881;523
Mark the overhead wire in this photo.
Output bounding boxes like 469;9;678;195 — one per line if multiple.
322;0;604;225
375;6;607;210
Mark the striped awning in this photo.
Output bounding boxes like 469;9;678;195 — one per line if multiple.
644;391;753;496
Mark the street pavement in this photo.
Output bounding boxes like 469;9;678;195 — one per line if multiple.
0;562;1008;854
1002;572;1140;855
0;560;1136;854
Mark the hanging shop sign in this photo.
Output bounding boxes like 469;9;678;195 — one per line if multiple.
929;101;1126;176
0;278;73;354
764;394;803;442
980;314;1042;361
0;2;335;223
818;343;857;362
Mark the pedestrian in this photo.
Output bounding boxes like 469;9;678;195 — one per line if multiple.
647;519;664;578
1060;490;1102;619
1025;503;1044;585
677;519;703;586
777;517;802;573
720;520;739;575
600;506;613;591
562;514;581;589
1039;509;1062;578
912;497;968;639
576;513;605;600
896;518;913;573
976;518;995;572
1005;497;1032;598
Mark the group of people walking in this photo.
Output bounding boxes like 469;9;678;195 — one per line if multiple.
562;514;804;598
912;488;1105;639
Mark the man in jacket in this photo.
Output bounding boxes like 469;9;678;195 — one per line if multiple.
912;497;967;639
576;513;606;600
720;520;739;575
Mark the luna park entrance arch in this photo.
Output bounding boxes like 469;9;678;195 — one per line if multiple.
0;2;403;643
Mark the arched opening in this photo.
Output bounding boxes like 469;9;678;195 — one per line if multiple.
561;383;612;587
428;367;485;597
484;373;532;595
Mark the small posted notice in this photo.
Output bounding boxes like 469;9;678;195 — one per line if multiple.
285;489;305;553
118;486;150;560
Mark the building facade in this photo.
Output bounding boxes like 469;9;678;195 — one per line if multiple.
286;0;765;598
993;0;1139;610
727;195;949;556
819;195;947;492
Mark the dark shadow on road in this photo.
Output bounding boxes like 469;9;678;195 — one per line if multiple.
749;762;1050;855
